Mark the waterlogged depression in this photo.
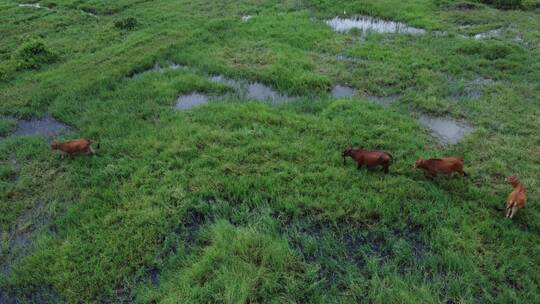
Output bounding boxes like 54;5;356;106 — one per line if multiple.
1;116;73;139
417;114;472;144
331;85;357;98
175;93;210;110
326;15;425;35
209;75;292;104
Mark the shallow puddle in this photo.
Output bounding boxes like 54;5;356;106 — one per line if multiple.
326;16;425;35
11;116;73;138
175;93;210;110
417;114;472;144
132;63;186;78
18;3;51;10
209;75;292;104
474;29;501;40
331;85;356;98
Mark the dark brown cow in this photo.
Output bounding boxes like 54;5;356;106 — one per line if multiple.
414;157;467;177
342;147;393;173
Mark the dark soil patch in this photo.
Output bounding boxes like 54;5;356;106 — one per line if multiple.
0;285;60;304
1;201;51;274
279;214;430;288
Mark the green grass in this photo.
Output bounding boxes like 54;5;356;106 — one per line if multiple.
1;0;540;302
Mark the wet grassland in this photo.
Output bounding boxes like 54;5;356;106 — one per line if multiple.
1;0;540;302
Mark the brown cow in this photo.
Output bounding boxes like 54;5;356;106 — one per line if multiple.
342;147;393;173
505;175;527;219
415;157;467;178
51;138;97;158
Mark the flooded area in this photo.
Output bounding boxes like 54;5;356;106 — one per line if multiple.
331;85;356;98
209;75;292;104
175;93;210;110
326;16;425;35
4;116;73;139
417;114;472;144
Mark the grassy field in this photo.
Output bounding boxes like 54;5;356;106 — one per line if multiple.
1;0;540;302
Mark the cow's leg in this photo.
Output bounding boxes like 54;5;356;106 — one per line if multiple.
509;206;519;219
89;146;95;154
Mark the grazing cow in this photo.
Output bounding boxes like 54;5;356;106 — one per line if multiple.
51;139;97;158
342;147;393;173
505;175;527;219
415;157;467;177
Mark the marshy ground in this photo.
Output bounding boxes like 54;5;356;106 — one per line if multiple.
1;0;540;303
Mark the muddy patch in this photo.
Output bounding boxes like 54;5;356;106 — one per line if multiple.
450;77;494;100
175;93;210;110
0;286;60;304
280;215;430;288
417;114;473;144
209;75;292;104
10;115;73;139
331;85;357;98
147;267;160;286
1;201;51;274
326;15;425;35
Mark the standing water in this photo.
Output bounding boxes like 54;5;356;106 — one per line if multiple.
417;114;472;144
326;16;425;34
12;116;73;138
331;85;357;98
209;75;292;104
175;93;210;110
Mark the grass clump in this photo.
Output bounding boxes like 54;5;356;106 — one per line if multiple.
12;40;58;71
0;118;17;137
114;17;138;30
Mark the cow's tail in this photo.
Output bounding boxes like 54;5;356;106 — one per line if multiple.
90;140;100;149
385;152;394;162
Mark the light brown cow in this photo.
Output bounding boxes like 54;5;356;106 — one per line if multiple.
51;138;97;158
342;147;393;173
415;157;467;178
505;175;527;219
